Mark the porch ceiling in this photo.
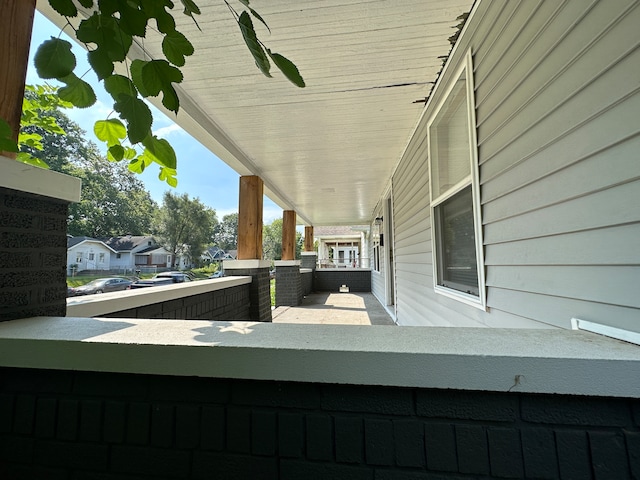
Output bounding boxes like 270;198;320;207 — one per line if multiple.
38;0;473;226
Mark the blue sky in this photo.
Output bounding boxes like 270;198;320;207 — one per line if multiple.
26;12;283;223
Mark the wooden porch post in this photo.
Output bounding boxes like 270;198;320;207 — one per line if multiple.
237;175;263;260
0;0;36;158
304;226;314;252
281;210;296;261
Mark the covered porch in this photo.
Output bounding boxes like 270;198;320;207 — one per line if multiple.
1;0;639;478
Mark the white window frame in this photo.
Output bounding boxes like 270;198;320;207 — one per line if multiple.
427;51;486;310
372;218;382;273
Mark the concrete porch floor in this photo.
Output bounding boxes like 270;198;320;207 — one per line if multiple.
272;292;396;325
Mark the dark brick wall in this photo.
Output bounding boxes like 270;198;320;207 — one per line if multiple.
1;367;638;479
314;270;371;292
102;285;251;320
0;187;69;322
300;254;317;270
224;267;272;322
275;266;302;307
301;271;313;295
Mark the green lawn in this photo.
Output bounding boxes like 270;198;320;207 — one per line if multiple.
270;278;275;306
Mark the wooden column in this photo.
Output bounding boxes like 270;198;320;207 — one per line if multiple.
304;226;314;252
281;210;296;261
1;0;36;158
237;176;263;260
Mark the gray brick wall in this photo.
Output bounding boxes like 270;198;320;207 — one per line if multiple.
1;367;638;479
0;187;69;321
300;254;317;270
275;266;302;307
224;267;272;322
314;270;371;292
102;284;251;320
301;270;313;295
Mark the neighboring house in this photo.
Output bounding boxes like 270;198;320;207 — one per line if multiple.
201;246;236;264
314;226;368;268
66;236;115;273
101;236;172;273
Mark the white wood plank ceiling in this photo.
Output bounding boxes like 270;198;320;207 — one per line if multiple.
39;0;473;226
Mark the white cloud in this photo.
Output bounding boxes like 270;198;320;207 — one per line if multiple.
153;123;185;139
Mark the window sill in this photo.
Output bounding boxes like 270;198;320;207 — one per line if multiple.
0;317;638;398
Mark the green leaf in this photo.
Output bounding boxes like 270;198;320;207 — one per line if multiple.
78;0;94;7
16;152;50;169
132;60;183;113
266;49;306;88
58;73;97;108
94;119;127;146
108;0;148;37
159;167;178;187
237;1;270;34
113;94;153;144
180;0;201;15
77;13;132;63
34;37;76;79
123;146;137;160
49;0;78;17
129;60;150;97
104;74;137;100
167;176;178;187
128;156;150;174
0;118;18;153
140;0;176;34
18;132;44;150
179;0;201;30
249;8;270;33
142;135;177;169
238;11;271;77
107;144;125;162
162;31;194;67
87;49;114;80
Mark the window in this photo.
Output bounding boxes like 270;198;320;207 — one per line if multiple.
428;51;486;308
99;253;105;263
372;219;382;272
75;252;83;263
116;253;121;259
88;252;95;261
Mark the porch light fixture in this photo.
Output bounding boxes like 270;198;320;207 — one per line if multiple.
374;216;383;225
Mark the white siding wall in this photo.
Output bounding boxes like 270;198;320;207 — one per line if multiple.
109;252;134;271
391;0;640;329
371;205;386;304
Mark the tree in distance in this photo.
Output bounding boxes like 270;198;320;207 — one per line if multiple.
154;191;217;268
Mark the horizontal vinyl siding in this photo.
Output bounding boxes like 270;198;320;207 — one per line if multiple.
392;119;436;326
389;0;639;328
371;206;385;302
475;0;640;329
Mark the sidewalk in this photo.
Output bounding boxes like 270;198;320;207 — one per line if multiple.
272;292;395;325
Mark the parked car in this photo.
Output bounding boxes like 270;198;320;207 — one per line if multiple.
208;270;224;278
128;278;174;289
67;277;133;296
128;272;192;289
154;272;192;283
